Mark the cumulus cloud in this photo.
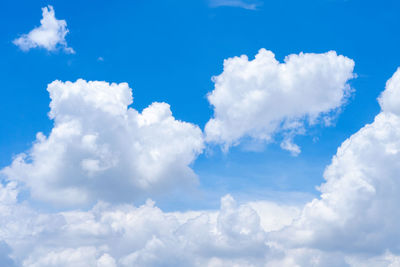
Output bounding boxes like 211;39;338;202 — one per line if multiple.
209;0;262;10
13;6;74;53
378;68;400;115
205;49;355;154
1;79;204;206
272;67;400;259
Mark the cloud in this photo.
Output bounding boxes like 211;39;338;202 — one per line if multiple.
1;79;204;206
209;0;262;10
205;49;355;154
13;6;74;53
0;181;298;266
272;67;400;258
378;68;400;115
0;178;398;266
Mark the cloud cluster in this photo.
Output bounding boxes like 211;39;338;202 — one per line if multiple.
205;49;355;154
4;46;400;265
2;79;204;206
13;6;74;53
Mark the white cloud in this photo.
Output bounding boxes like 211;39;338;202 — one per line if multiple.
209;0;262;10
378;67;400;115
13;6;74;53
272;67;400;259
1;79;204;206
205;49;355;154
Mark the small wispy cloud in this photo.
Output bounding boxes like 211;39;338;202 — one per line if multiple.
13;5;74;53
209;0;262;10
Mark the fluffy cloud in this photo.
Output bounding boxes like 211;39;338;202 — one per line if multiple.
378;68;400;115
273;67;400;259
205;49;355;154
13;6;74;53
1;79;204;206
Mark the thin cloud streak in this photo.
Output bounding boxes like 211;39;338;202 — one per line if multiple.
209;0;262;10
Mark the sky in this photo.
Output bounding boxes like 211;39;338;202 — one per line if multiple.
1;0;400;266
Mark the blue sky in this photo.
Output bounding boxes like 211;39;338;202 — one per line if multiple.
1;0;398;209
2;0;400;266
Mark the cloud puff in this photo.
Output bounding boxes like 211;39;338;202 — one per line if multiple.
273;67;400;258
205;49;355;155
1;79;204;206
378;68;400;115
13;6;74;53
209;0;262;10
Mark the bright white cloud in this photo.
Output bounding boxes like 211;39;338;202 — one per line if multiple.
272;67;400;260
1;79;204;206
205;49;355;154
209;0;261;10
378;67;400;115
13;6;74;53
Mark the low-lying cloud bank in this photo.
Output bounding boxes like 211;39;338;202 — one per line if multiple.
2;52;400;266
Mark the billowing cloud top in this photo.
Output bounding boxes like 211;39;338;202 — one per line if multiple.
13;6;74;53
2;79;204;206
205;49;355;155
378;67;400;115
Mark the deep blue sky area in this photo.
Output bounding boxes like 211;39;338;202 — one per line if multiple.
1;0;400;210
